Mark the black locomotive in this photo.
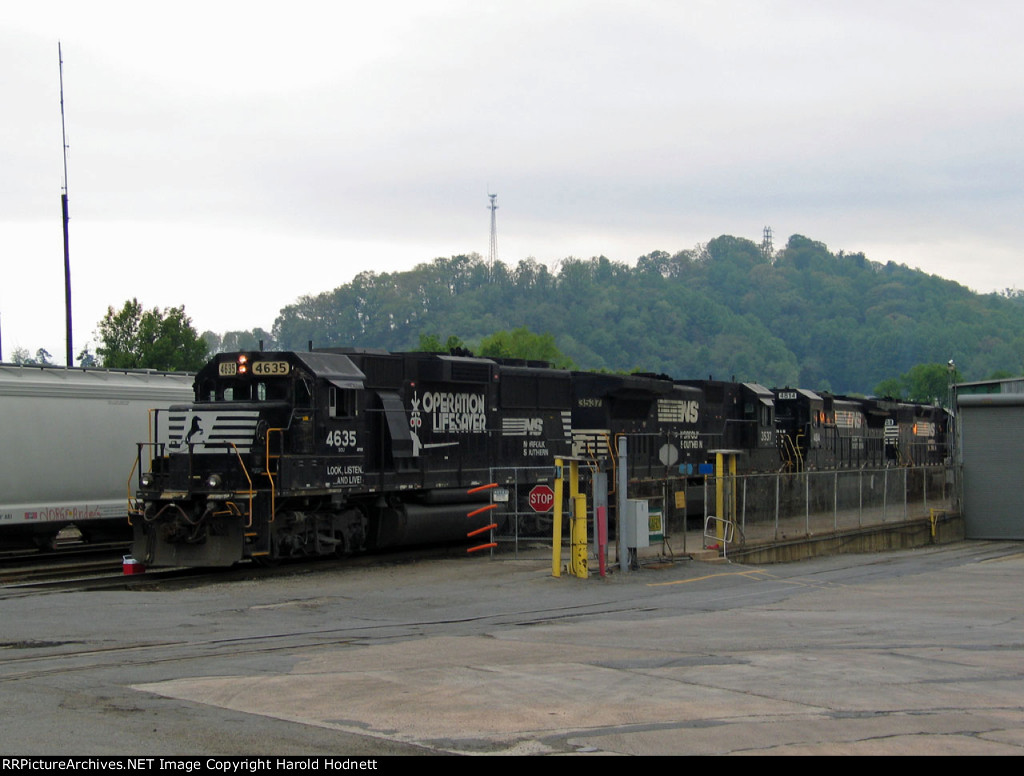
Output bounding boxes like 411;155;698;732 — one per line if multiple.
131;349;575;566
130;349;951;568
773;388;950;470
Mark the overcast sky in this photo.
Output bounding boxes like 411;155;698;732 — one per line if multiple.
3;1;1022;363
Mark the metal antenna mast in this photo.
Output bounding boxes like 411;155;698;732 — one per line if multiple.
487;192;498;277
761;225;774;262
59;42;73;366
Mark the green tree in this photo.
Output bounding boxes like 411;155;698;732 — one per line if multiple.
10;346;33;365
874;362;962;405
76;346;97;367
96;299;208;371
204;328;276;355
416;333;467;353
874;376;904;399
9;347;54;365
479;327;575;368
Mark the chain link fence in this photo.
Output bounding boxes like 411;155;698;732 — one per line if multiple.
696;465;958;547
489;460;959;557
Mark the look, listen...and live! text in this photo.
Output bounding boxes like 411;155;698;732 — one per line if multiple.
1;760;379;772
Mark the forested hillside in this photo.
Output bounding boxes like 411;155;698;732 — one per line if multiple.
269;234;1024;394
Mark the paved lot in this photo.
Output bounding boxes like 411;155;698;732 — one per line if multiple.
1;540;1023;755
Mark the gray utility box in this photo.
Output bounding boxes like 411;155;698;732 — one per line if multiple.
623;499;650;549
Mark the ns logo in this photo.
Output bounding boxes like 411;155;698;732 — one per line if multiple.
680;401;699;423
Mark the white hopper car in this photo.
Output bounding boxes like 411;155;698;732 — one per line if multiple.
0;364;194;549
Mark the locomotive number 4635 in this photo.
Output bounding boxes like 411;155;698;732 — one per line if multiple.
326;429;357;448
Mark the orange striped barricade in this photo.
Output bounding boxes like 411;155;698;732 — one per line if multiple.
466;483;499;553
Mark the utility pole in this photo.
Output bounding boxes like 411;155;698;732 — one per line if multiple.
59;42;73;366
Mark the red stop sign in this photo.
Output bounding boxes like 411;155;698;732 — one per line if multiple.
528;484;555;513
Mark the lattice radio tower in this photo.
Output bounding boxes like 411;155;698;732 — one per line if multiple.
487;193;498;277
761;225;774;262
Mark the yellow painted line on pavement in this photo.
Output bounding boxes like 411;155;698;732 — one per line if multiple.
647;568;838;590
647;569;772;587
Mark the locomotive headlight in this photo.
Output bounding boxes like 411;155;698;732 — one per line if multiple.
205;474;223;489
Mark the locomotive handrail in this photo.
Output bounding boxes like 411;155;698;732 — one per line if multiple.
127;440;168;525
607;432;623;492
126;455;141;526
126;410;163;521
146;408;158;472
221;441;257;528
779;433;800;472
265;427;285;524
794;431;806;471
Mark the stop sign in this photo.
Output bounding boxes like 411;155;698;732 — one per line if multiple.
528;484;555;513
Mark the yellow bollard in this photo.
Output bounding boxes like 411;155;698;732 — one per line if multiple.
571;493;588;578
553;458;588;578
715;452;725;543
552;459;564;577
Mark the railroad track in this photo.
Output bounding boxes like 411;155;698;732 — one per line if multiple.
0;540;145;587
0;542;494;596
0;541;130;565
0;554;126;587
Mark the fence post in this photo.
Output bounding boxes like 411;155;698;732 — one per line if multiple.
741;476;747;535
883;467;888;523
618;436;628;574
703;476;709;548
805;472;810;536
904;466;908;521
858;468;863;528
834;470;838;532
774;473;780;540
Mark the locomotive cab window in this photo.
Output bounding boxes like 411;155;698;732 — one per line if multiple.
329;385;358;418
197;377;293;403
294;377;313;409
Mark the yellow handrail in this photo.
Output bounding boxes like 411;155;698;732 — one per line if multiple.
222;441;257;528
265;428;285;524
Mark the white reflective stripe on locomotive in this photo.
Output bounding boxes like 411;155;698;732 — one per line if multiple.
572;429;611;458
163;410;261;454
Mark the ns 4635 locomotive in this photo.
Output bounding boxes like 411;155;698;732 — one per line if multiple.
130;348;951;568
130;349;575;567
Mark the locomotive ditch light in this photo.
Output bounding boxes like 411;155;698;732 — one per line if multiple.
140;473;154;487
206;474;223;489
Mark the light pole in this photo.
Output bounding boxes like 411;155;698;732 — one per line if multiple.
947;359;956;464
